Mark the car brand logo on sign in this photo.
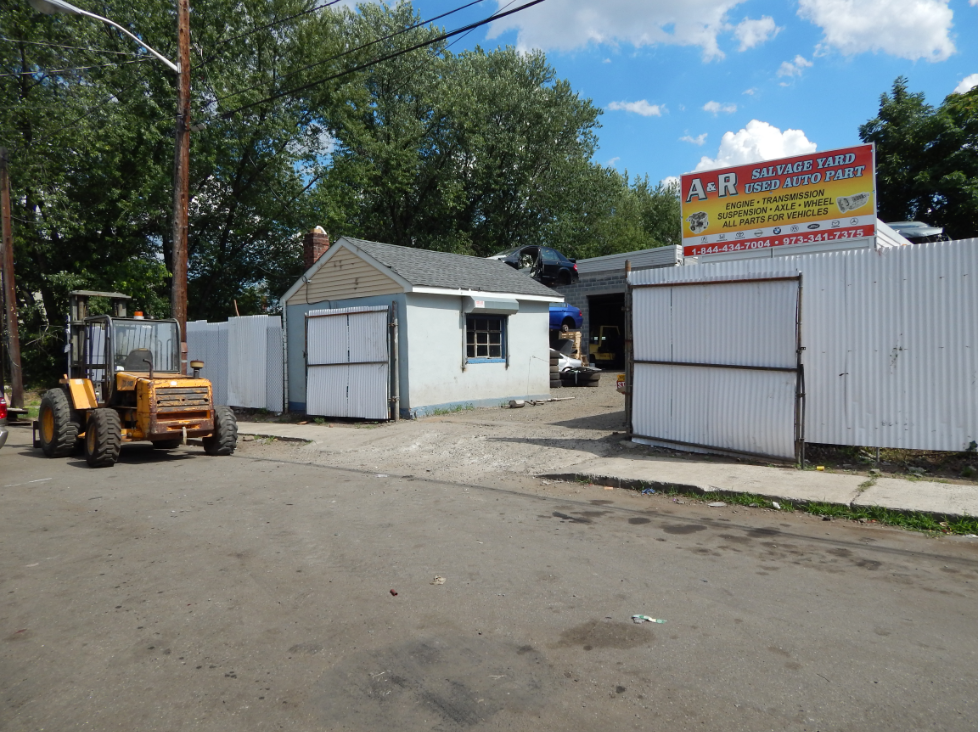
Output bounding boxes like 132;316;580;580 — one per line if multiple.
679;143;876;257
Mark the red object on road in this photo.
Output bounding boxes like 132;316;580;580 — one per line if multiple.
389;589;398;596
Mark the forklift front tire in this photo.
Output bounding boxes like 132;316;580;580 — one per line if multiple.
203;406;238;456
38;388;80;458
85;408;122;468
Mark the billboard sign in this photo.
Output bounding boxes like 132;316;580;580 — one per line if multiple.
680;143;876;257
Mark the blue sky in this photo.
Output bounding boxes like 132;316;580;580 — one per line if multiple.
405;0;978;186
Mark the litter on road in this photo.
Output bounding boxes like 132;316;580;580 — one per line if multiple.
430;576;446;585
641;488;657;495
631;615;666;624
708;501;727;507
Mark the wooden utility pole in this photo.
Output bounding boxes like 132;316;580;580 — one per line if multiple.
0;148;23;409
171;0;191;373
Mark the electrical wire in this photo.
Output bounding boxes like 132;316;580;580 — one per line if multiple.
4;69;165;151
220;0;546;118
444;0;518;53
0;37;140;55
193;0;344;69
216;0;488;103
0;57;153;78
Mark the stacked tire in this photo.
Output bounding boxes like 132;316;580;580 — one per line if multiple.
560;369;602;387
549;350;561;389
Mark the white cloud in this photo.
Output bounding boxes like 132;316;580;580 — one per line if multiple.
608;99;664;116
606;157;621;166
733;16;781;51
693;120;816;171
602;58;612;63
681;133;708;145
487;0;747;60
660;176;681;191
798;0;954;62
703;100;737;115
777;55;813;77
954;73;979;93
743;87;757;95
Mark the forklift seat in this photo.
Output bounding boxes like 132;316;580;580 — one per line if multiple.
122;348;153;371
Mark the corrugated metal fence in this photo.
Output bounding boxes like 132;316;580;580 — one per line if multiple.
186;315;284;412
629;239;978;453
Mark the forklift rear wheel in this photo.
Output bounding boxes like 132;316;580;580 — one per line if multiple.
39;388;80;458
85;409;122;468
204;406;238;456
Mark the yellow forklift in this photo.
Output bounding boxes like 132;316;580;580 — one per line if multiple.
35;290;237;467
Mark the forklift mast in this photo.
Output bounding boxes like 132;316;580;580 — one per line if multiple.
67;290;131;392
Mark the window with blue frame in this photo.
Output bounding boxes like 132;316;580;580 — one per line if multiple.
466;315;506;362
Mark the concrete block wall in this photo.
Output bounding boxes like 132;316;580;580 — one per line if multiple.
554;271;628;343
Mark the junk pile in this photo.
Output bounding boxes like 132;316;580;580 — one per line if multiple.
550;341;601;388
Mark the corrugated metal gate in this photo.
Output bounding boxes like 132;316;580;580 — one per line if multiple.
187;315;283;411
631;275;803;461
306;305;391;420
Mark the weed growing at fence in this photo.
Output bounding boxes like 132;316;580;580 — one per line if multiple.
620;483;978;535
429;404;475;416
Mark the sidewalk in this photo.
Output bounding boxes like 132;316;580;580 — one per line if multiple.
236;420;978;519
541;453;977;518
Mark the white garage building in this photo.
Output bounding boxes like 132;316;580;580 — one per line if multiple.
280;235;561;418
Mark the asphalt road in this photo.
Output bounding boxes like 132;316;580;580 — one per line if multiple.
1;425;976;732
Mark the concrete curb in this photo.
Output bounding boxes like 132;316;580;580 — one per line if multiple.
540;471;978;520
238;433;314;444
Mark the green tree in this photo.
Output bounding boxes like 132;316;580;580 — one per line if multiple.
859;77;978;240
313;3;607;257
0;0;348;382
1;0;683;387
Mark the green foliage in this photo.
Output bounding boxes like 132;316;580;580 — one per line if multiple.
1;0;680;387
860;77;978;240
312;3;678;259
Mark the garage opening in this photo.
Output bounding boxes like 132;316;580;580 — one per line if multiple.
587;293;625;369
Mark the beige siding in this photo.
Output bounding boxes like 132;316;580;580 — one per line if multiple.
287;248;403;305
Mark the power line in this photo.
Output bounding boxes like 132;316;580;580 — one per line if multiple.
4;69;164;151
216;0;487;104
221;0;546;119
0;37;139;56
0;57;153;79
194;0;344;69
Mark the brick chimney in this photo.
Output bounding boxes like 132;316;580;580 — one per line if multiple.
303;227;330;270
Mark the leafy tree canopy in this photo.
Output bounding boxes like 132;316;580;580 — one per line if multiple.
1;0;678;385
860;77;978;240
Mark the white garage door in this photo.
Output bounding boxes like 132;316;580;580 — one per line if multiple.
306;305;391;420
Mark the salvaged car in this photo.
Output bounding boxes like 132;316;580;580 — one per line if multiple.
886;221;951;244
549;303;583;332
489;246;579;287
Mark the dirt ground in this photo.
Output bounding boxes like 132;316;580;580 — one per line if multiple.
235;378;977;487
238;380;633;489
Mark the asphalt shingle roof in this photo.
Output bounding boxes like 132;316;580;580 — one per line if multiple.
342;237;558;298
